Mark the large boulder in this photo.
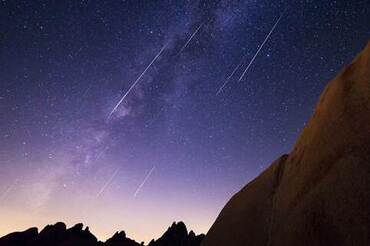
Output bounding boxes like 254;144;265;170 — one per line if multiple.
202;42;370;246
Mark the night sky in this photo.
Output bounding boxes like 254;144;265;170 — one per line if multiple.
0;0;369;242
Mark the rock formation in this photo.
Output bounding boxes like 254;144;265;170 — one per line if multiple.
0;227;38;246
201;42;370;246
0;221;203;246
148;222;205;246
0;222;98;246
104;230;142;246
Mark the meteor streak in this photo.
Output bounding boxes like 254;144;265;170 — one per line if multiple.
238;14;284;82
96;166;121;198
216;56;246;95
179;22;204;53
107;44;168;120
133;166;155;198
82;84;92;98
0;178;18;201
96;146;109;161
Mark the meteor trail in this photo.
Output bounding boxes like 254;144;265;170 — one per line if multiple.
216;56;246;95
179;22;204;53
238;14;284;82
133;166;155;198
107;44;168;120
0;179;18;201
96;146;109;161
82;84;92;98
96;166;121;198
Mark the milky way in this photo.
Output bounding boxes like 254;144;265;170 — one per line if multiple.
0;0;369;243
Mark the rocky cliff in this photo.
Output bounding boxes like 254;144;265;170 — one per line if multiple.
201;42;370;246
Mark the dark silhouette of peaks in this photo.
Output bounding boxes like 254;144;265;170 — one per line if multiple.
148;222;204;246
0;228;38;246
0;221;204;246
104;230;142;246
0;222;98;246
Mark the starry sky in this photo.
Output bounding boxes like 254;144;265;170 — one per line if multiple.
0;0;369;243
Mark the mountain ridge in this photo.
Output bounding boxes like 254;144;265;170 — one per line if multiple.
0;221;205;246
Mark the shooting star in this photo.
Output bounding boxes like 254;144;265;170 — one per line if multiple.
216;56;246;95
133;166;155;198
238;14;284;82
1;178;18;202
82;84;92;98
179;22;204;54
107;43;168;120
96;146;110;161
96;166;121;198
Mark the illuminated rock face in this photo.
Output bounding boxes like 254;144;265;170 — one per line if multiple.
202;42;370;246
